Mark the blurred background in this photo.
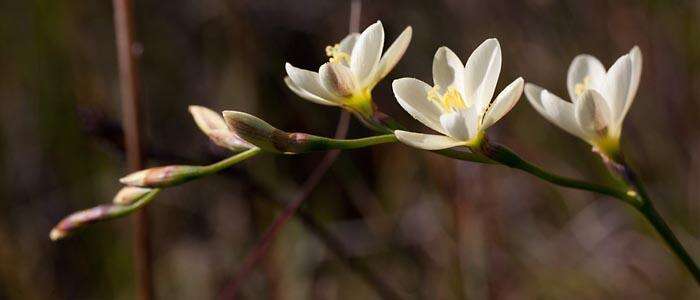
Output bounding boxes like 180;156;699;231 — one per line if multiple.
1;0;699;299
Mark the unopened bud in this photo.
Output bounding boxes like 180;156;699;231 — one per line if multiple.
113;186;154;205
222;111;314;154
120;165;200;187
188;105;254;151
50;204;120;241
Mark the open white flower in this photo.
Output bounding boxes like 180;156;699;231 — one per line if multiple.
524;46;642;153
392;39;524;150
285;21;412;116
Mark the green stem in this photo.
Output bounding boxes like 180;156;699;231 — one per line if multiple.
199;147;262;174
638;200;700;284
479;140;636;204
310;134;398;150
484;140;699;283
609;156;700;284
112;189;162;218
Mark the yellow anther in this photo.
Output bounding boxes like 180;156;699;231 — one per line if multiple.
626;190;638;197
325;44;350;64
427;85;442;103
427;85;467;112
574;75;591;97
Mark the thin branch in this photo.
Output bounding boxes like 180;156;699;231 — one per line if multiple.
112;0;153;299
219;1;362;298
219;111;351;299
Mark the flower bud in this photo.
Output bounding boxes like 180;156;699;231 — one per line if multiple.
113;186;154;205
222;111;313;154
188;105;254;151
50;204;121;241
120;165;200;187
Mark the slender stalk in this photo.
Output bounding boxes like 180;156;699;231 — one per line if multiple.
609;157;700;284
220;113;353;299
479;141;636;205
638;200;700;284
220;2;362;297
255;193;402;300
112;0;152;298
311;134;397;150
199;148;262;174
483;140;699;283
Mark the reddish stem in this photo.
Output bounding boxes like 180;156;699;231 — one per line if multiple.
113;0;153;299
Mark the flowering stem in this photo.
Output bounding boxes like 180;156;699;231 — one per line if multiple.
480;141;635;204
483;140;699;283
52;149;261;239
308;134;397;150
638;200;700;284
199;148;262;174
608;157;700;284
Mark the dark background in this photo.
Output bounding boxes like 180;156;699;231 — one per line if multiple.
0;0;698;299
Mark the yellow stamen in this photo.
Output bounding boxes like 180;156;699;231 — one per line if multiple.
574;75;591;97
427;85;468;112
325;44;350;64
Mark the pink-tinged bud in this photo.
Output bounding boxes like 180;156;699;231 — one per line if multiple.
120;165;200;187
222;110;314;154
50;204;119;241
188;105;254;151
113;186;153;205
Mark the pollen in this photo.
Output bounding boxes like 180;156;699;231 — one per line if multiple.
325;44;350;64
427;85;467;112
574;75;591;97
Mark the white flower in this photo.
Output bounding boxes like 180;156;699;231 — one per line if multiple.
188;105;255;151
285;21;412;115
524;46;642;153
392;39;524;150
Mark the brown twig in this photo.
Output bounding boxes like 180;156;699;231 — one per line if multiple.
113;0;153;299
220;112;351;299
219;1;363;298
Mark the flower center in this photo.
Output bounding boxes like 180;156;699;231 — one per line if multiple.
325;44;350;64
574;75;591;97
427;85;468;112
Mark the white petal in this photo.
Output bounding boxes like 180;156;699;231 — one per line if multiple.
574;89;612;139
481;77;524;129
440;110;472;141
285;63;341;103
319;62;357;97
618;46;642;124
351;21;384;86
432;46;465;92
525;83;587;140
394;130;465;150
369;26;412;86
338;33;360;56
392;78;446;134
465;38;502;115
566;54;607;102
606;54;632;122
284;77;337;106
